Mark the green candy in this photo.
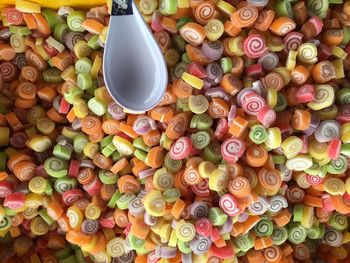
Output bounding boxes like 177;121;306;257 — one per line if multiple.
116;193;136;210
77;73;93;90
55;246;73;260
87;34;101;50
209;207;227;226
178;240;192;254
73;134;89;153
272;226;288;246
191;131;211;150
54;177;77;194
254;217;273;237
107;190;121;208
67;11;86;32
307;0;329;19
204;143;222;164
288;223;307;244
54;23;69;42
99;170;118;184
307;223;325;239
133;137;149;152
249;124;267;144
134;149;147;161
53;144;73;160
162;188;181;202
87;97;107;116
44;157;68;178
329;212;348;231
275;0;294;18
38;209;54;226
8;26;31;36
234;233;254;252
327;154;348;174
164;153;183;173
75;58;92;74
220;57;233;74
176;17;193;29
337;88;350;105
43;68;63;83
190;114;213;130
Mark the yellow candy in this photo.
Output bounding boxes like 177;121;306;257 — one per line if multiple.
301;206;314;229
144;190;166;217
216;0;235;16
113;135;134;156
83;142;99;159
182;72;204;90
285;155;313;171
30;216;49;236
265;127;281;149
13;236;33;256
309;139;328;160
273;67;291;86
61;65;76;81
333;59;345;79
205;19;224;41
168;230;178;247
73;99;89;118
0;127;9;146
28;135;52;153
267;88;277;107
198;161;216;178
209;168;228;192
28;176;47;194
286;50;297;71
175;220;195;242
90;55;103;79
307;85;335;111
281;136;303;159
331;46;347;60
0;205;5;221
341;122;350;143
324;177;345;195
165;49;180;67
15;0;41;13
85;203;101;220
30;253;41;263
228;37;245;56
159;223;172;241
177;0;189;8
67;205;83;229
93;252;111;263
25;193;44;209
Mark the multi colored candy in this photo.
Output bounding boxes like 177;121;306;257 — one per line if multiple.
0;0;350;262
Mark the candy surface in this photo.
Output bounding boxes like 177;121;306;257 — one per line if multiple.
0;0;350;262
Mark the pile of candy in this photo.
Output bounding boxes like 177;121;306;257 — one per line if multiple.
0;0;350;262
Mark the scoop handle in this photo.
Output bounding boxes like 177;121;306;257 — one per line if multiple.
111;0;134;16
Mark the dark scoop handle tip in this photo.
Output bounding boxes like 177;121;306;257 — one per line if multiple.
111;0;134;16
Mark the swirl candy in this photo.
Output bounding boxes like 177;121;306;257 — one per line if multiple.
0;0;350;262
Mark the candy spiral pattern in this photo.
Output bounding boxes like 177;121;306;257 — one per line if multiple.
228;176;251;198
261;72;284;91
268;195;288;214
221;137;245;163
258;52;279;72
263;245;282;263
81;219;99;235
190;236;212;255
323;229;342;247
272;226;288;246
194;1;217;25
243;34;268;59
254;217;273;237
314;120;340;143
248;197;269;215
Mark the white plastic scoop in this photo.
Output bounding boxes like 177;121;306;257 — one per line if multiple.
103;0;168;112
